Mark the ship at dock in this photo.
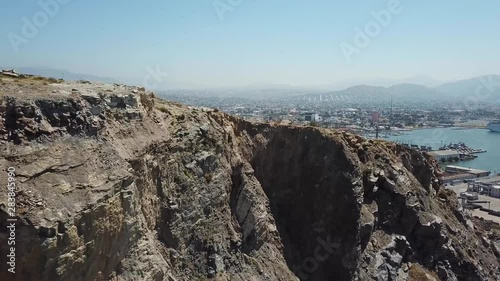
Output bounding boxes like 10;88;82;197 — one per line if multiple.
487;122;500;133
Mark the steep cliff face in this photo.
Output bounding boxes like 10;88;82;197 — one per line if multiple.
0;76;499;281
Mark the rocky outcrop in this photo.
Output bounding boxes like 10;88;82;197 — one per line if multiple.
0;77;499;281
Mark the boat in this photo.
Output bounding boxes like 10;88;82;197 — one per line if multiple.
487;122;500;133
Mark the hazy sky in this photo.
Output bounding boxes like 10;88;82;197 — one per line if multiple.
1;0;499;89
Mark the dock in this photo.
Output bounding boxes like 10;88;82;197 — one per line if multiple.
439;142;487;154
445;165;491;177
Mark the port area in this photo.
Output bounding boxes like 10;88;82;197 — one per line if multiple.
428;149;477;163
393;142;487;164
438;142;487;154
424;142;487;164
446;175;500;224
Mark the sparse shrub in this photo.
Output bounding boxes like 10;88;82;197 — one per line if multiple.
437;190;449;201
204;173;213;183
157;106;169;114
408;264;440;281
362;167;372;177
31;76;60;83
140;93;155;113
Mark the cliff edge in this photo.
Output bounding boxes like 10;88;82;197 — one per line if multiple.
1;75;499;281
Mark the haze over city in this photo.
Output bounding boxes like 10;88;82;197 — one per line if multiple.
1;0;500;89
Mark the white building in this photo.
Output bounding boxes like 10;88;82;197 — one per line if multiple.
428;150;460;162
491;186;500;198
304;113;322;122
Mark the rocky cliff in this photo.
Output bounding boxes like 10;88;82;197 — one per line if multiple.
1;75;499;281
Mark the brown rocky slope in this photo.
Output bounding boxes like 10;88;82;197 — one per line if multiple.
0;75;499;281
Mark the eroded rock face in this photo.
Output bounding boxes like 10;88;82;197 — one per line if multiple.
0;79;499;281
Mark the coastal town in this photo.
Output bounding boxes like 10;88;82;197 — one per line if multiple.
160;88;500;132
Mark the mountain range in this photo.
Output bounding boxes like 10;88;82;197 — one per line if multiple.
297;75;500;101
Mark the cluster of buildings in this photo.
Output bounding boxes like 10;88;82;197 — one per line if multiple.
160;89;500;135
466;177;500;198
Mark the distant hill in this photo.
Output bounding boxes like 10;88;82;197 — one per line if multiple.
387;83;440;98
338;85;386;96
0;66;121;84
331;75;441;89
292;75;500;101
435;75;500;99
292;83;438;101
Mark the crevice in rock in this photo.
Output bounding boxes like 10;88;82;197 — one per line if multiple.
250;127;362;281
